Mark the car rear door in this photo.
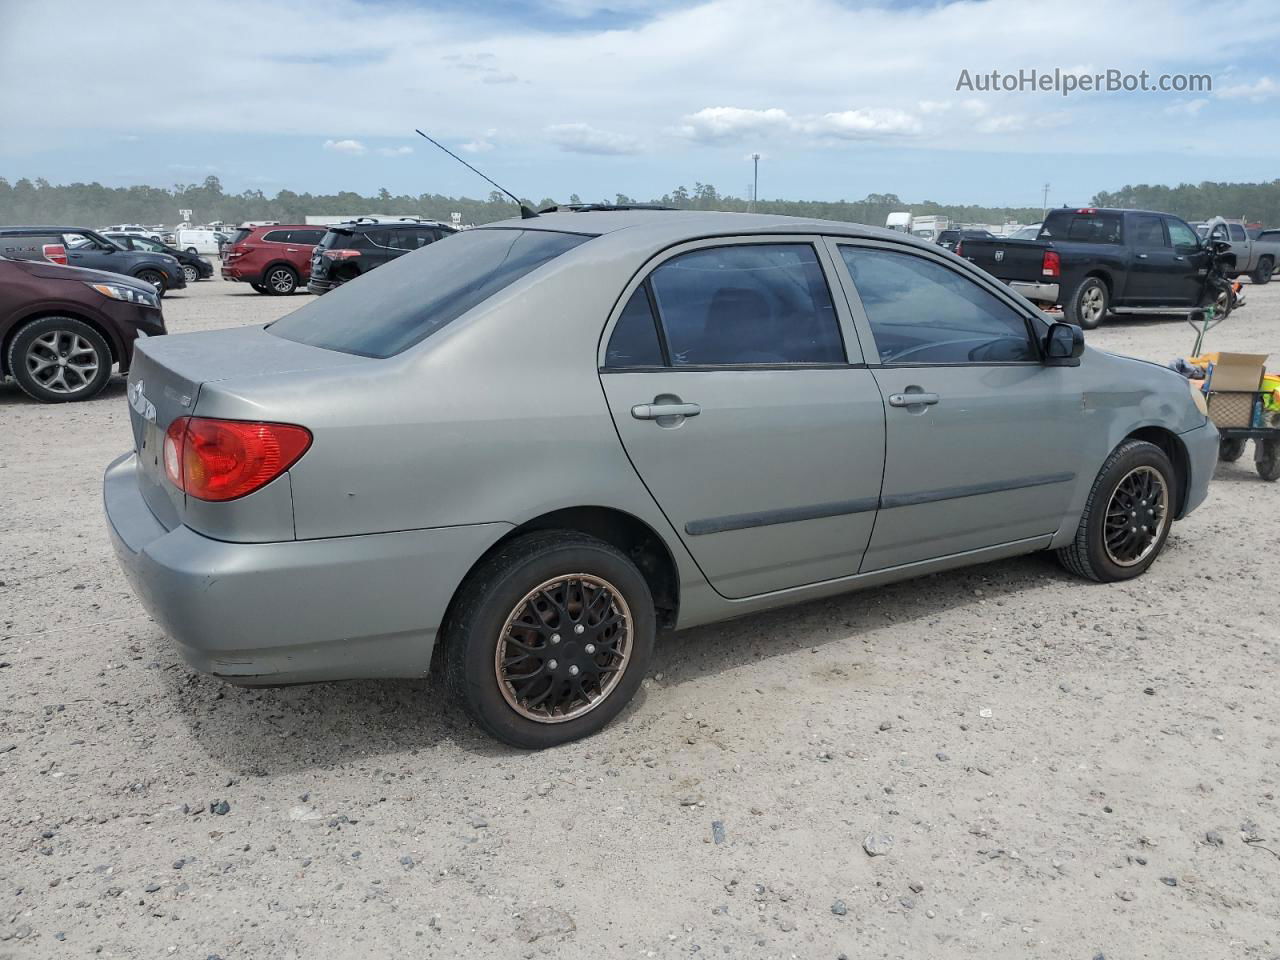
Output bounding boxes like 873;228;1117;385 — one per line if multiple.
829;239;1088;572
598;237;886;600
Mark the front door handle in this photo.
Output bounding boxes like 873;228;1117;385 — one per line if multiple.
1136;253;1149;259
888;392;940;407
632;401;701;420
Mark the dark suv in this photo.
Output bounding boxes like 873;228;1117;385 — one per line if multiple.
1;255;165;402
104;233;213;284
0;227;187;296
308;218;455;294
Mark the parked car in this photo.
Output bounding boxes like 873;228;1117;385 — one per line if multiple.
0;226;186;296
308;218;455;294
936;228;994;250
170;228;222;256
104;233;213;284
104;210;1217;748
103;224;162;242
221;225;326;294
957;207;1215;329
1;254;164;402
1202;217;1280;284
1008;224;1041;240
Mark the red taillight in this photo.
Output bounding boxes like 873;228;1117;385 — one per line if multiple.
163;417;312;502
322;249;361;260
42;243;67;265
1042;250;1061;278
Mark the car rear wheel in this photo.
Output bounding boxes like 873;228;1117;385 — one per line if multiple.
1252;257;1273;285
443;531;655;749
1057;440;1175;582
185;246;199;255
135;269;167;298
1067;277;1107;330
182;264;199;284
265;265;298;295
6;317;112;403
1218;437;1247;462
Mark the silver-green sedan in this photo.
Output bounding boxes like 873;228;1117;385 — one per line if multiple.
104;210;1217;748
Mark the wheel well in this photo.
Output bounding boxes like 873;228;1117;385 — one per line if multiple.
263;260;299;277
1;311;120;376
468;507;680;630
1084;270;1112;295
1125;426;1191;516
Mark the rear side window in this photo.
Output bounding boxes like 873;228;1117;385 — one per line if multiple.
261;230;290;243
647;244;844;366
840;246;1036;365
269;228;591;358
290;229;326;245
604;286;664;368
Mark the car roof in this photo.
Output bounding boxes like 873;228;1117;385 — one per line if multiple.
332;219;450;230
474;209;936;249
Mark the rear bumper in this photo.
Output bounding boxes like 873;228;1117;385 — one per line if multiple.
1009;280;1059;304
220;263;252;282
103;451;511;685
1177;419;1219;518
307;277;338;295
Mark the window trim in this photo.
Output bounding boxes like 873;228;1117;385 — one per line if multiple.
597;235;864;373
828;238;1047;369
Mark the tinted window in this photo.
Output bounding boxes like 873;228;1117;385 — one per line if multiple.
1167;219;1199;251
289;229;326;245
840;246;1036;365
269;228;590;358
1229;223;1247;241
1050;212;1122;244
261;230;290;243
230;228;252;246
1131;215;1167;248
604;286;664;368
319;230;364;251
647;244;843;366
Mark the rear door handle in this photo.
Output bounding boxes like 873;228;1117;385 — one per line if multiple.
1136;253;1149;259
888;392;940;407
631;402;701;420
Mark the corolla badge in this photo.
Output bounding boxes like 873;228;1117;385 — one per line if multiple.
128;379;157;422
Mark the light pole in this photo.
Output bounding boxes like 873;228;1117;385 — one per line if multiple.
750;153;760;213
1041;183;1050;222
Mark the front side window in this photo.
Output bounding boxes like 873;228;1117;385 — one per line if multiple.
269;228;591;358
1229;223;1247;241
647;244;844;366
1167;219;1199;252
840;246;1037;365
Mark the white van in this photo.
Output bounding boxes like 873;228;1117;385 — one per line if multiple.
173;228;222;255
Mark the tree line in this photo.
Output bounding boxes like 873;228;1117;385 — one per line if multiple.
2;173;1278;229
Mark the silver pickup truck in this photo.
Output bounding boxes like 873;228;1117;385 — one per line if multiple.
1201;217;1280;284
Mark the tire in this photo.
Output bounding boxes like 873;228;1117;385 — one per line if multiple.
1256;440;1280;482
1251;257;1273;285
443;531;656;749
185;246;198;255
181;264;199;284
1067;277;1107;330
1057;440;1176;583
251;282;270;294
135;269;167;298
1218;437;1247;463
264;265;298;295
6;316;112;403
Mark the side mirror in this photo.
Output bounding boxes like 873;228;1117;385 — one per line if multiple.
1045;321;1084;364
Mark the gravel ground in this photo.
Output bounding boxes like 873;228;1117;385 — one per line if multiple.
2;270;1278;959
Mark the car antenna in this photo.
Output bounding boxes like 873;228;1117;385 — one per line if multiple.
414;129;538;219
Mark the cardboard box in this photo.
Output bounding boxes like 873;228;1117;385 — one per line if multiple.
1206;352;1268;428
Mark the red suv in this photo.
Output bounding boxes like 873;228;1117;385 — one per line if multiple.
221;225;327;295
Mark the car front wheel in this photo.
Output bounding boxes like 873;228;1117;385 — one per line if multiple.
6;317;112;403
444;531;655;748
1057;439;1175;582
182;264;199;284
135;269;167;298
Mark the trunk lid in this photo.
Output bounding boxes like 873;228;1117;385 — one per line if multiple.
958;237;1051;283
125;325;371;529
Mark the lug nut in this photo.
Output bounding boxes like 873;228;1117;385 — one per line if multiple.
569;665;580;676
550;634;560;644
584;643;596;654
547;659;558;670
574;624;585;635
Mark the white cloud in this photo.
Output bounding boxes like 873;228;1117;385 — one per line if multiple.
376;145;414;157
1217;76;1278;100
545;122;643;155
323;138;367;156
1165;98;1209;116
917;100;950;114
675;107;793;142
804;108;921;139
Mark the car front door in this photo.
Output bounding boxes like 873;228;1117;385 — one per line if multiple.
830;240;1089;572
599;238;887;600
1165;218;1209;303
1124;213;1188;305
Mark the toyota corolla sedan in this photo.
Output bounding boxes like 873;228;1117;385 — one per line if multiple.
104;210;1218;748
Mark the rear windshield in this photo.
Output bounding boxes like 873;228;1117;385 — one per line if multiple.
317;228;356;250
268;228;591;358
230;228;251;245
1043;210;1122;244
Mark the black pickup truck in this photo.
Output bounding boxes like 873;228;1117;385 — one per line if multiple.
957;207;1212;328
